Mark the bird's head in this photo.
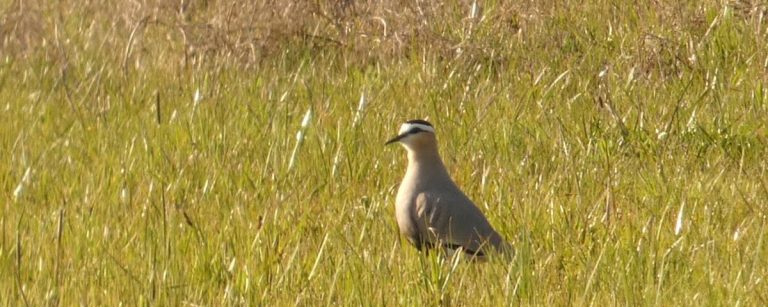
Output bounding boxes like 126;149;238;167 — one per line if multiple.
385;119;436;150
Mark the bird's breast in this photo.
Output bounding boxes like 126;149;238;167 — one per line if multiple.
394;178;421;238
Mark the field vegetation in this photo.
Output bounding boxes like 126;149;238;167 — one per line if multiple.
1;0;767;305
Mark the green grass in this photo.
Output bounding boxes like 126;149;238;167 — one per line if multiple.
1;0;767;305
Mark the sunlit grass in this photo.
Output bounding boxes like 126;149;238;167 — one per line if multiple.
1;0;767;305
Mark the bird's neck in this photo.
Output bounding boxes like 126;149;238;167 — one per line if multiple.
406;148;451;180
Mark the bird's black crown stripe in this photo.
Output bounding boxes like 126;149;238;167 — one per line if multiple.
405;119;433;127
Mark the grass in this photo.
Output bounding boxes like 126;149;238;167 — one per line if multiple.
1;0;767;305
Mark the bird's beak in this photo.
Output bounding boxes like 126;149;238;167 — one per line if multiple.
385;133;407;145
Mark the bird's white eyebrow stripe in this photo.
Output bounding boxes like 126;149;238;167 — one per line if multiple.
399;123;435;134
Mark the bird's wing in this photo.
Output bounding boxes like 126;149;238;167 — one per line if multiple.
415;191;502;255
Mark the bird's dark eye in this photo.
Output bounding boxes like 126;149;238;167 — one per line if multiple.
409;128;423;134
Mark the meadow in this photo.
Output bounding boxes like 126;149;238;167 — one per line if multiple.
1;0;767;305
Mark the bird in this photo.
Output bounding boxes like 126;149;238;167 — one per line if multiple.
386;119;509;258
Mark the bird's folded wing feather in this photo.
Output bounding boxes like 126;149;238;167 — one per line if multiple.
415;191;498;253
